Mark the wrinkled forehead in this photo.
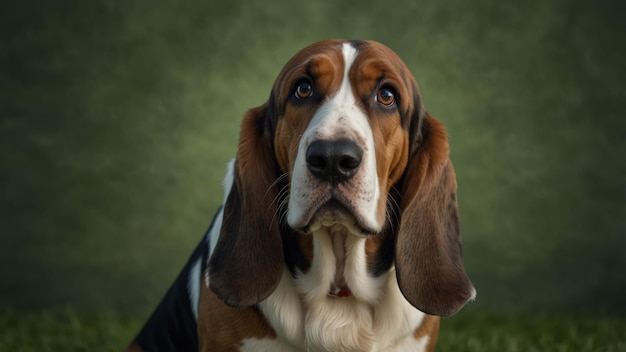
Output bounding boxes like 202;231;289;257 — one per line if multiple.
277;39;413;73
272;40;418;103
350;41;417;92
271;39;345;101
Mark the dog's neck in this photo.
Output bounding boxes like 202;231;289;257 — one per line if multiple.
258;225;428;351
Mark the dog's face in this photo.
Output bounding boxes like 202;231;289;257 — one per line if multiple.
209;39;474;317
273;40;420;236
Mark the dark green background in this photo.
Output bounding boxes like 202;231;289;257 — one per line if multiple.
1;0;624;316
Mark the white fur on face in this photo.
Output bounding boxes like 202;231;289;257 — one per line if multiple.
287;43;381;236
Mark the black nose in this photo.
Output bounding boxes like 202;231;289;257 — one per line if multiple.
306;139;363;183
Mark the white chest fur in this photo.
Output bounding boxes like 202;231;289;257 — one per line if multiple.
257;226;428;352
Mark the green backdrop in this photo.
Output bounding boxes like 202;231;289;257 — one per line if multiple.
1;0;624;315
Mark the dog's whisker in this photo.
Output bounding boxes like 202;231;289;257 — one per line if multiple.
263;172;290;203
385;193;401;234
269;184;291;230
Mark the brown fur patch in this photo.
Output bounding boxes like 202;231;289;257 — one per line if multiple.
414;314;441;352
125;343;144;352
298;231;314;264
198;272;276;351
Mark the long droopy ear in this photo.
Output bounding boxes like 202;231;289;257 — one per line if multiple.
395;112;475;317
208;103;284;307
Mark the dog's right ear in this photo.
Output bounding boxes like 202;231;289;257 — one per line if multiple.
208;102;284;308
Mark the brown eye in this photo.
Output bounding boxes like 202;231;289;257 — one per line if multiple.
295;81;313;99
376;87;395;106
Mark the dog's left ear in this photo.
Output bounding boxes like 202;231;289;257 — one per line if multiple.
207;102;284;308
395;112;475;317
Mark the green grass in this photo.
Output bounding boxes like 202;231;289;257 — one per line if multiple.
1;309;624;351
0;309;142;352
439;311;626;352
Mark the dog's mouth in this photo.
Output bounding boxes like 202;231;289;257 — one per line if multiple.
300;198;376;237
289;191;380;300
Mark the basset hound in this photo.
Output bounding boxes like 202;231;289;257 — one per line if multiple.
128;39;475;352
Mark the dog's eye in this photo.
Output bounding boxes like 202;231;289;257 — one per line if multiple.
295;81;313;99
376;87;396;106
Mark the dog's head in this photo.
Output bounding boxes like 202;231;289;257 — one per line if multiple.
208;39;475;316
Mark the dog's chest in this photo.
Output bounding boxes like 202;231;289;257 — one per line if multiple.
256;227;429;352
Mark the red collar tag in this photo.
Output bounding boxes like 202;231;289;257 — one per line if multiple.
336;290;351;298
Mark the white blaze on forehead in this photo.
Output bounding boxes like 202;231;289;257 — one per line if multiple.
338;43;358;104
287;42;382;233
296;43;363;141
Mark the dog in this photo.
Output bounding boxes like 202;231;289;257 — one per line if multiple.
128;39;475;352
